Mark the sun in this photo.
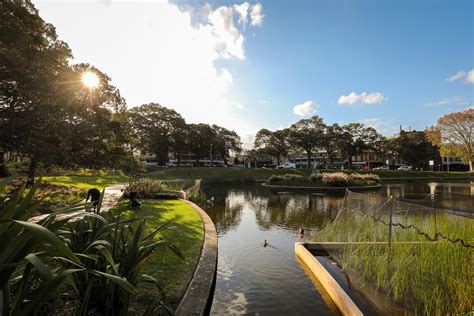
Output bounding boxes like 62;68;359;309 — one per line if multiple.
81;71;100;89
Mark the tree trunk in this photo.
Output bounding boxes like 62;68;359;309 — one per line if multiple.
306;151;312;169
348;156;352;169
469;160;473;172
27;157;38;186
277;156;281;165
0;151;10;177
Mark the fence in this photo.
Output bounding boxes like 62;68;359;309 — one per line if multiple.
316;190;474;314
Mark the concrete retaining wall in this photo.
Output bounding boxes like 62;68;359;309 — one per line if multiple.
176;200;218;316
295;242;363;316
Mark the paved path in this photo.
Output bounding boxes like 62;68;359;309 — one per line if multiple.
30;183;126;223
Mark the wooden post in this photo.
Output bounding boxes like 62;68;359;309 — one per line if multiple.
388;196;393;248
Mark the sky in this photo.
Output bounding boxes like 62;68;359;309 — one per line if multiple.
34;0;473;148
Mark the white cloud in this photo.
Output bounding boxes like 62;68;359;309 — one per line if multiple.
235;102;245;110
233;2;250;25
424;96;468;107
34;1;264;136
466;69;474;84
293;100;319;116
338;91;387;105
250;3;264;26
207;6;246;60
447;70;465;82
257;99;268;104
220;68;234;85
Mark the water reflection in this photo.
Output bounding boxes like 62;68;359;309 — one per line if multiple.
203;180;472;315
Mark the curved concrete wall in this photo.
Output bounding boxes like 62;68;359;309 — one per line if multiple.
176;200;218;316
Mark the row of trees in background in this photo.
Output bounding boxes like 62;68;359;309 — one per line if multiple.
0;1;242;183
253;108;473;171
254;116;385;168
128;103;241;165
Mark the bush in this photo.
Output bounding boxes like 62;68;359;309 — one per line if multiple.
348;173;380;186
267;175;285;184
309;173;323;183
283;174;305;183
125;179;166;198
322;172;348;187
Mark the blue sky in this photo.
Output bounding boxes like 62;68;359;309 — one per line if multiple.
34;0;473;146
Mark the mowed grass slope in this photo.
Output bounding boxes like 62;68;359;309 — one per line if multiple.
147;167;472;182
40;174;130;189
113;199;204;309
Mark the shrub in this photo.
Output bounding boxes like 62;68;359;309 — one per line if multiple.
267;175;285;184
125;179;166;198
309;173;323;183
283;174;305;183
322;172;348;187
348;173;380;186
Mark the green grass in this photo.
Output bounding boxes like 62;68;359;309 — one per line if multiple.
40;174;130;189
147;167;311;181
316;212;474;314
1;181;87;213
147;167;472;184
112;199;204;309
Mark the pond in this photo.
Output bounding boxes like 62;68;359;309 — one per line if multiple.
203;180;473;315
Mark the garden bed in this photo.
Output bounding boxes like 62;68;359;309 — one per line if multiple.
111;199;205;311
264;172;382;193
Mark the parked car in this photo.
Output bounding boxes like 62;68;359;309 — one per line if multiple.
165;161;177;167
373;166;389;171
397;165;413;171
276;162;296;169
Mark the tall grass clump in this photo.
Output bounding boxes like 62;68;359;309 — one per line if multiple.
316;211;473;314
321;172;348;187
347;173;380;186
126;178;167;198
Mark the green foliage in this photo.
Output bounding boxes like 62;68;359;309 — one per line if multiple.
266;172;379;187
0;182;182;314
254;128;290;164
125;179;166;198
316;212;473;314
112;200;204;308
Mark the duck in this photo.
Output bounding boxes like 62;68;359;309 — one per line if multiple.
262;239;268;247
299;227;305;235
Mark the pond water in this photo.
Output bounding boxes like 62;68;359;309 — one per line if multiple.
203;180;473;315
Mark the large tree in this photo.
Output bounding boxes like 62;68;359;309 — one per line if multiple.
338;123;382;168
211;125;242;165
129;103;186;165
254;128;289;165
437;108;474;171
288;116;325;168
320;124;342;167
187;123;215;165
0;0;72;178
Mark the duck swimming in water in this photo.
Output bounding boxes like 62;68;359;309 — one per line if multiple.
299;227;305;239
262;239;268;247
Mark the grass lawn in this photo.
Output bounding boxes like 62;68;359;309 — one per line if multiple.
148;167;310;181
148;167;472;182
112;199;204;309
40;174;130;189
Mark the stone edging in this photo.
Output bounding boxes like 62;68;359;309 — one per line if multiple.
262;183;382;192
295;242;363;316
176;200;218;316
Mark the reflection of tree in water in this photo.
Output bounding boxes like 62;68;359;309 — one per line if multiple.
254;193;342;231
204;184;346;234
